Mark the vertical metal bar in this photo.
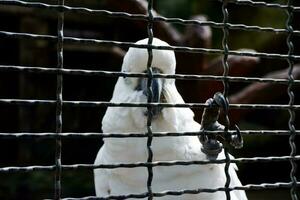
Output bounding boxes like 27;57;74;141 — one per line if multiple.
221;1;231;200
286;1;298;199
55;0;64;199
146;0;154;199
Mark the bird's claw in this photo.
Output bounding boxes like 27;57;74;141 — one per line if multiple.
212;92;228;114
200;92;243;160
200;137;223;160
229;125;243;149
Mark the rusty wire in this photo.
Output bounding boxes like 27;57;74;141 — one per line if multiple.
221;1;232;199
146;0;155;199
286;0;298;199
55;0;64;199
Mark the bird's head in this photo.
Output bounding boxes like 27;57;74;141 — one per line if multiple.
121;38;176;117
103;38;194;132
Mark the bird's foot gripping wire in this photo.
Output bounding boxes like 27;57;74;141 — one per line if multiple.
199;92;243;160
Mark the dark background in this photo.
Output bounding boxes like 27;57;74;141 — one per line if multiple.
0;0;299;199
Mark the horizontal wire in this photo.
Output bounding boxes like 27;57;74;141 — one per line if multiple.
0;0;300;35
1;0;300;12
60;182;300;200
225;0;300;11
1;64;300;85
0;98;299;110
155;16;300;35
1;155;300;173
0;130;299;139
1;30;300;61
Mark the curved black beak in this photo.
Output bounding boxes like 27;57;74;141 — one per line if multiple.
143;77;163;104
137;69;164;117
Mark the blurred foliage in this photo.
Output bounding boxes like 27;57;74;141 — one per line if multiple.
155;0;293;51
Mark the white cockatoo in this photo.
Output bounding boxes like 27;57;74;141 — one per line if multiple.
94;38;247;200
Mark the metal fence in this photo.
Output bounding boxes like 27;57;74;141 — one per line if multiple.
0;0;299;199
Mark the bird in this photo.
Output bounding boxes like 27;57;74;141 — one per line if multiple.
94;38;247;200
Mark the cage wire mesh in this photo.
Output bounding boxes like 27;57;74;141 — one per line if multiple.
0;0;300;199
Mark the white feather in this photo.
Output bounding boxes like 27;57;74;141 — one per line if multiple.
94;38;247;200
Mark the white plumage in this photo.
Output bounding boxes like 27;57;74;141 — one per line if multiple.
94;38;247;200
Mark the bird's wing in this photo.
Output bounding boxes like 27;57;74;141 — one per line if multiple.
94;147;111;197
214;153;247;200
228;155;248;200
230;169;248;200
